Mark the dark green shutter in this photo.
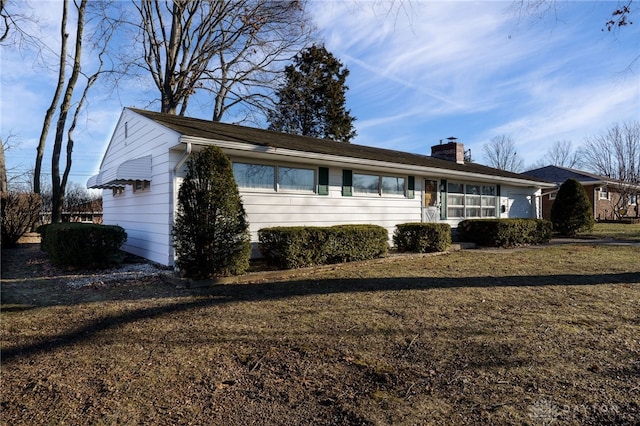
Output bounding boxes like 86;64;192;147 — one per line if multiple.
440;179;447;219
318;167;329;195
342;170;353;196
407;176;415;199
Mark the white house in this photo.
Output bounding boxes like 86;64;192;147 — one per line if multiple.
88;108;554;266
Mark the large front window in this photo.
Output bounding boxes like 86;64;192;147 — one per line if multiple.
232;163;274;189
278;166;314;192
353;173;406;196
447;182;497;218
233;162;315;193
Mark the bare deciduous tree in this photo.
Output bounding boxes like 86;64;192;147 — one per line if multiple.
581;121;640;218
130;0;314;121
534;140;582;169
32;0;119;222
511;0;634;31
482;134;525;172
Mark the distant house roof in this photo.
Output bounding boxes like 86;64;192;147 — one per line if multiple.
130;108;551;185
522;165;614;185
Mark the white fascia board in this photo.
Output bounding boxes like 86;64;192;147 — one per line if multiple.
179;136;556;188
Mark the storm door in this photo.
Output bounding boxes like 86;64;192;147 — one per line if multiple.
423;179;440;222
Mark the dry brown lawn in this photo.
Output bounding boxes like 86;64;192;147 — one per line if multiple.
1;241;639;425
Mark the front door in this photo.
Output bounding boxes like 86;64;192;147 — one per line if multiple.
423;179;440;222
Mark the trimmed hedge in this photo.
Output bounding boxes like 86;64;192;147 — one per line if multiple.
38;223;127;268
457;218;552;248
258;224;388;269
393;223;451;253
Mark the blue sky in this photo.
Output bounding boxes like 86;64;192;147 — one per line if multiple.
2;1;639;189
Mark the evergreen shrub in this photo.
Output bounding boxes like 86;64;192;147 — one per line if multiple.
37;222;126;268
173;146;251;279
550;178;594;236
457;218;552;247
258;224;388;269
393;223;451;253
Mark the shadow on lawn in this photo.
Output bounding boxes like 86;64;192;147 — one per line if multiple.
2;271;639;363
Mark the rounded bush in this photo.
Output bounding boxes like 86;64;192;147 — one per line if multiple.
550;178;594;236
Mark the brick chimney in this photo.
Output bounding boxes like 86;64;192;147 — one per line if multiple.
431;137;465;164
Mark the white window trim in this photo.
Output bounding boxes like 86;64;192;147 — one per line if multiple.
446;182;497;219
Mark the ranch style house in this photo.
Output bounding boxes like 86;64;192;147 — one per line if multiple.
88;108;554;266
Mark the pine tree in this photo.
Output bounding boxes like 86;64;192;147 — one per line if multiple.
173;146;251;279
268;45;356;143
550;178;595;236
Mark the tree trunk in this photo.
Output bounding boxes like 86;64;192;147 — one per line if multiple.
51;0;86;223
0;139;7;195
34;0;68;195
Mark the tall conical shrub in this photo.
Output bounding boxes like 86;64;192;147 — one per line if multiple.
173;146;250;279
550;178;594;236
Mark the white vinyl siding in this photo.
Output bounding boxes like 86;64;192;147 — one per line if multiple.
99;109;178;266
238;167;422;247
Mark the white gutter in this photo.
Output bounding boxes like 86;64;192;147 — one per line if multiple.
174;141;192;173
180;136;555;188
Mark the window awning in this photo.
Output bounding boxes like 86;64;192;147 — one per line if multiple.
87;155;152;189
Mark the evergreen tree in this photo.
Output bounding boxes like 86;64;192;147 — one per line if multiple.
268;45;356;143
550;178;595;236
173;146;251;279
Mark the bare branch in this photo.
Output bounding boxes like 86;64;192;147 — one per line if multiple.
482;135;525;172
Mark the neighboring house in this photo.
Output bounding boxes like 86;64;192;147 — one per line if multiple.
522;165;640;221
88;108;554;266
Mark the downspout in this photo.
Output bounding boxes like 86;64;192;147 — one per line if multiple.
169;142;192;266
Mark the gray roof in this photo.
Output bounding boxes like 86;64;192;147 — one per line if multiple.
131;108;549;184
522;165;610;184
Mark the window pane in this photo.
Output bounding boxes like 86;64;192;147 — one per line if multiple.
279;167;315;191
353;174;379;194
447;207;464;217
233;163;274;189
466;195;481;206
482;185;496;196
466;185;480;195
482;207;496;217
381;176;405;196
481;196;495;206
466;207;481;217
447;194;464;206
448;182;463;193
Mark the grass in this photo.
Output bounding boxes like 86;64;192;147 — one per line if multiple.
579;222;640;241
1;242;640;425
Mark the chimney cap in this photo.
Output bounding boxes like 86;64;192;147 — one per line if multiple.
446;136;458;142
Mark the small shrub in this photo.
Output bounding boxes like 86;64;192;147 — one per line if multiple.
173;146;251;279
37;223;126;268
551;178;594;236
259;225;388;269
458;219;552;248
393;223;451;253
1;191;42;248
326;225;389;263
